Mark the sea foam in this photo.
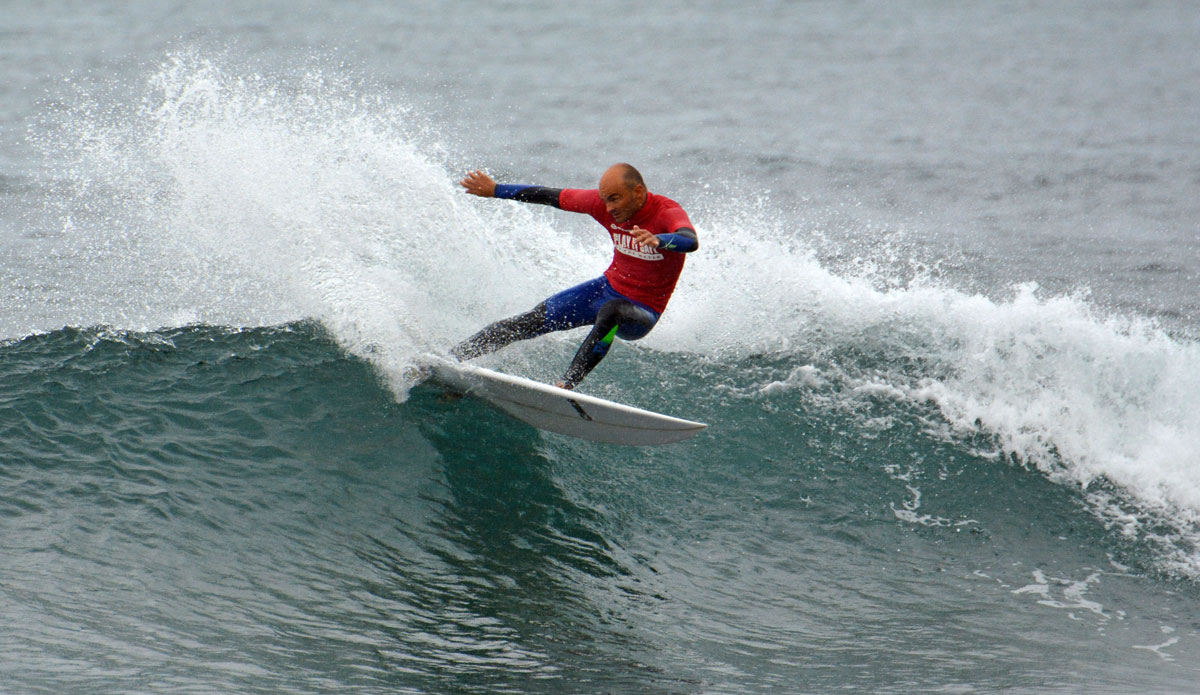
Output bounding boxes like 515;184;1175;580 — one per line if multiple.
34;52;598;386
656;197;1200;577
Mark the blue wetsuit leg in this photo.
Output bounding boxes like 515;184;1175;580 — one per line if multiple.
550;278;660;387
454;276;660;389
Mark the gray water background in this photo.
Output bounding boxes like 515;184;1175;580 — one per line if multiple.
4;1;1199;331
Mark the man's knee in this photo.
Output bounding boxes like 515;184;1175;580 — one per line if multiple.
597;300;656;341
452;302;550;360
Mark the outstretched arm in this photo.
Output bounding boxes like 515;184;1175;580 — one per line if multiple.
460;170;563;207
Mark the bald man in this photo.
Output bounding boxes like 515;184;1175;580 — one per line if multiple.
452;163;699;389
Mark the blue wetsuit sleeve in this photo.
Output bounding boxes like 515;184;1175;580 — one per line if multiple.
655;227;699;253
493;184;563;208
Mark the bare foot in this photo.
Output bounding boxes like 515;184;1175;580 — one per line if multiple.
555;381;573;390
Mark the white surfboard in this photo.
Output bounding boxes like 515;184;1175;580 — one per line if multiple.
425;359;707;446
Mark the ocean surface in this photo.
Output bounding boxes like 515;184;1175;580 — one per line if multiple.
3;2;1200;693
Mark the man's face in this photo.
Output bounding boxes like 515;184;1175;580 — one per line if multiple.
599;173;646;224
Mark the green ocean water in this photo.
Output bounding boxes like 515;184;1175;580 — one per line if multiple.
2;324;1197;693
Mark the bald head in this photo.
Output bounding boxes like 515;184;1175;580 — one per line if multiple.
598;163;648;223
608;163;644;188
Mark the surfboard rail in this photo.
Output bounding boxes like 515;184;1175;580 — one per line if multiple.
426;359;707;446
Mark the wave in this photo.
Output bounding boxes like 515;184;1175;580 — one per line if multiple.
14;51;1200;580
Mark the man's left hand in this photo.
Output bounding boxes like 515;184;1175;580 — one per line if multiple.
631;226;659;248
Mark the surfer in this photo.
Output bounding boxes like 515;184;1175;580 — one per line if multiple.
452;163;698;389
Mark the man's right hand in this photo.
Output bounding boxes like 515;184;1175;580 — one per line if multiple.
460;170;497;198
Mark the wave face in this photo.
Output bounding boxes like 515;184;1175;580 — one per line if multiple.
1;320;1198;693
4;50;1200;693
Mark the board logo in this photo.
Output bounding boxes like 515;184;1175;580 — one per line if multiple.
567;399;593;421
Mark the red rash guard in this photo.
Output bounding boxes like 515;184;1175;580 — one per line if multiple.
557;189;694;313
